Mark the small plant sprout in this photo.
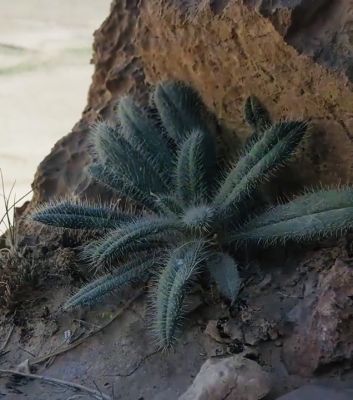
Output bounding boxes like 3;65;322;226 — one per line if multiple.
32;81;353;348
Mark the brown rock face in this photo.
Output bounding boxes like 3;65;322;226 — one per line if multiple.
29;0;353;209
245;0;353;82
283;259;353;376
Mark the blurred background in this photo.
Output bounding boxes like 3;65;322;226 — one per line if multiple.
0;0;111;232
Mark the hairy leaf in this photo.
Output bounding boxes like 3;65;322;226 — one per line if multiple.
118;96;174;182
32;200;133;230
176;129;216;206
153;240;207;348
154;194;184;216
214;121;307;212
206;252;240;304
89;163;160;213
244;95;271;133
182;205;215;232
64;254;156;309
85;217;183;267
91;121;169;193
154;81;210;143
231;188;353;246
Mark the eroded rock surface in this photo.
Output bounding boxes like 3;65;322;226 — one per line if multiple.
283;258;353;376
29;0;353;210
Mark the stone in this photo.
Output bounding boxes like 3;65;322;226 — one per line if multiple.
222;319;243;342
205;320;227;343
179;355;271;400
205;318;243;344
283;259;353;376
244;330;260;346
276;384;353;400
243;318;278;345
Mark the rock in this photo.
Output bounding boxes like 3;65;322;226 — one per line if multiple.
222;319;243;342
276;384;353;400
243;318;278;345
239;344;259;360
257;273;272;291
205;318;243;344
248;0;330;37
16;359;30;374
205;320;227;343
283;259;353;376
26;0;353;217
256;1;353;80
178;355;271;400
244;330;260;346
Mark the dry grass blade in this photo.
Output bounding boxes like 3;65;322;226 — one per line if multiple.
0;168;32;250
0;368;111;400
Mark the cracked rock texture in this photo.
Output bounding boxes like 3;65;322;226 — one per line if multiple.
178;355;271;400
282;258;353;376
29;0;353;210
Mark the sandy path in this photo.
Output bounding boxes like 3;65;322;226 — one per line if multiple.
0;0;111;232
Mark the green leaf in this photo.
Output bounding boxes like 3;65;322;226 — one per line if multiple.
83;217;183;267
176;129;216;206
214;121;307;212
206;252;240;304
64;254;156;309
182;205;215;232
32;200;133;230
91;121;169;193
244;95;271;133
118;96;174;182
231;188;353;246
154;194;184;216
153;240;207;348
89;163;160;213
154;81;210;143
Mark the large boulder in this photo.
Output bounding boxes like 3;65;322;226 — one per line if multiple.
178;355;271;400
30;0;353;209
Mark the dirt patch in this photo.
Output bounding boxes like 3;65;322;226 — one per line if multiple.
1;235;353;399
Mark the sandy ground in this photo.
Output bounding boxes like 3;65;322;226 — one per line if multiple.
0;0;111;232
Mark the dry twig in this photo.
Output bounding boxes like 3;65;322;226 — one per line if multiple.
0;323;14;351
0;368;111;400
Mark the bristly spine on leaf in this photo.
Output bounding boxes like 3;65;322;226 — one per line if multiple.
213;121;308;213
176;128;217;206
244;95;272;134
153;81;211;144
230;187;353;246
152;240;208;349
64;254;157;310
32;199;134;230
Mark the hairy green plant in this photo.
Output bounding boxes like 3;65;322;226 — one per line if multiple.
32;81;353;349
244;95;271;139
